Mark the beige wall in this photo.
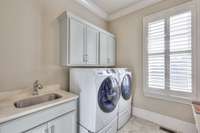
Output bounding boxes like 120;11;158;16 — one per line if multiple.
0;0;107;92
108;0;194;123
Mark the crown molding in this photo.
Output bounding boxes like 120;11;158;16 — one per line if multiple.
75;0;163;21
75;0;108;20
108;0;163;21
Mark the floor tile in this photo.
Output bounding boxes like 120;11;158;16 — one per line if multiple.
118;117;177;133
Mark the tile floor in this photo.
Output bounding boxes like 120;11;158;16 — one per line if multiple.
118;117;177;133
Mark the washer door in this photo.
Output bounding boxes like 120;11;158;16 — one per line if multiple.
98;77;120;113
121;74;132;100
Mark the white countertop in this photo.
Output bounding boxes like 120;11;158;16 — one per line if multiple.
0;85;78;124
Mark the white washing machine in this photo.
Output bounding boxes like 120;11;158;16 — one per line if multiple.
70;68;120;133
115;68;133;130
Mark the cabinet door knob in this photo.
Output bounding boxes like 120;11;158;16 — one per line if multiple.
51;125;55;133
45;128;48;133
86;54;88;62
83;55;88;63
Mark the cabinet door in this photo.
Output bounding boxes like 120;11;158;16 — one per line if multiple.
100;32;108;65
100;32;116;66
48;111;77;133
25;124;48;133
69;17;86;65
107;36;115;66
86;26;99;65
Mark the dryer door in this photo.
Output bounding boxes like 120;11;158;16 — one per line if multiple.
98;77;120;113
121;74;132;100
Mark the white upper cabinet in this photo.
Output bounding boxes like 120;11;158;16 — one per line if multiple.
86;25;99;65
58;12;116;66
69;17;86;65
99;32;108;65
100;32;115;66
107;35;115;66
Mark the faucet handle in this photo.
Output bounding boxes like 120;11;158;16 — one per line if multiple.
33;80;43;89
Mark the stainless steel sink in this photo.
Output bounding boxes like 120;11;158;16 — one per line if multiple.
14;93;62;108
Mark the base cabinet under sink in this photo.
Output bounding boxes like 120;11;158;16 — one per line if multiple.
25;111;77;133
0;100;77;133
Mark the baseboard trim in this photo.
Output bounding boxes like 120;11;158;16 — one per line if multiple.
132;107;197;133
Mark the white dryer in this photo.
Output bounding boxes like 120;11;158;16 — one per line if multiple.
70;68;120;133
115;68;132;130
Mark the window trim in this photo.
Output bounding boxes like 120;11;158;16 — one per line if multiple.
143;1;197;104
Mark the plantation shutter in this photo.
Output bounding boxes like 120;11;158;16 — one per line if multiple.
146;11;192;93
169;11;192;92
147;19;165;90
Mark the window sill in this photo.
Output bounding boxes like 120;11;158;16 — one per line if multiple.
143;91;193;105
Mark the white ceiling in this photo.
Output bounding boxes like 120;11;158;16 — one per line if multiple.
91;0;141;14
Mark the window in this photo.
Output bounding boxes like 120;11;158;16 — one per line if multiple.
143;2;196;103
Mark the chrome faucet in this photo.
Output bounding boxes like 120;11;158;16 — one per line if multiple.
32;80;43;95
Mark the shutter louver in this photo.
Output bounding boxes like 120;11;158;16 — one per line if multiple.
169;11;192;92
147;20;165;89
